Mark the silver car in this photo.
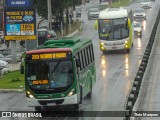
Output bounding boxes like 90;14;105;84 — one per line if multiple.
75;7;81;18
0;54;11;63
88;8;99;20
134;8;146;21
0;60;8;68
141;0;152;8
6;53;22;62
134;22;143;37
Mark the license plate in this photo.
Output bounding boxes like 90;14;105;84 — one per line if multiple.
112;46;117;49
47;102;56;106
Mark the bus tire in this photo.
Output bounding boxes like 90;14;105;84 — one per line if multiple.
35;106;42;111
126;49;130;53
80;86;82;104
102;51;107;54
87;82;92;98
132;43;133;47
73;104;79;110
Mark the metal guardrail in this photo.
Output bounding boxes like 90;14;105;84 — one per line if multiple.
124;8;160;120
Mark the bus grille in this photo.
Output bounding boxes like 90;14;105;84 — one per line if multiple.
38;99;64;105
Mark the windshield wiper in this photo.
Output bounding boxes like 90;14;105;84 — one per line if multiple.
53;60;61;72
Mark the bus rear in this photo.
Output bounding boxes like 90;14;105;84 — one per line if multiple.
25;48;79;110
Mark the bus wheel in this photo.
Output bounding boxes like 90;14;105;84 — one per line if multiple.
87;83;92;98
73;104;79;111
126;49;130;53
35;106;42;111
80;86;82;104
132;43;133;47
102;51;107;54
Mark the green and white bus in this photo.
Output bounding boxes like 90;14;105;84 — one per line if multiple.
94;7;134;53
21;37;96;111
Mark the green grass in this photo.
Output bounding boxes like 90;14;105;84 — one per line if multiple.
0;70;25;89
100;0;131;10
55;21;81;38
111;0;131;7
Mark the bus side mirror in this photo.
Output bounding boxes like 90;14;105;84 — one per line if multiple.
76;58;80;67
20;65;24;74
127;18;131;28
94;20;98;30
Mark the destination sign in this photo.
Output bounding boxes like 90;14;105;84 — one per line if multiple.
31;53;67;60
32;80;49;85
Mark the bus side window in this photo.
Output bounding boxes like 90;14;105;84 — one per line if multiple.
84;47;89;66
79;51;83;70
82;49;86;68
91;45;95;62
87;46;91;64
89;45;93;62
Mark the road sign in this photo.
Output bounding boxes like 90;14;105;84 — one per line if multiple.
4;9;37;40
5;0;33;7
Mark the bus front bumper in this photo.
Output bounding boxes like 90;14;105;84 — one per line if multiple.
100;43;129;51
26;94;78;107
100;39;131;51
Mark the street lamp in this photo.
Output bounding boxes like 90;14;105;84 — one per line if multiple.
47;0;52;30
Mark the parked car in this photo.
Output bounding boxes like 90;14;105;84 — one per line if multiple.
0;60;8;68
38;29;57;45
75;7;81;17
88;8;100;20
134;8;146;21
0;54;11;63
5;53;22;62
100;0;109;6
141;0;151;8
85;0;90;3
134;22;143;37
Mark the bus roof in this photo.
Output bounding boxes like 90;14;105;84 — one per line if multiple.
26;48;72;54
26;37;92;54
99;7;128;19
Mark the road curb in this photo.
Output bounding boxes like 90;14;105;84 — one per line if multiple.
0;88;24;93
66;22;83;37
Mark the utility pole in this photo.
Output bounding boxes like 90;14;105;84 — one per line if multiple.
47;0;52;30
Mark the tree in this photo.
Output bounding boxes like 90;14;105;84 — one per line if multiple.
36;0;78;34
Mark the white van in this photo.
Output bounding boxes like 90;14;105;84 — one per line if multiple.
100;0;109;6
141;0;151;8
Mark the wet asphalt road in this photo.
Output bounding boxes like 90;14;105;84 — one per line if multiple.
0;0;159;120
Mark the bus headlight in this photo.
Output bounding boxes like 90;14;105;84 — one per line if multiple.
101;46;104;50
27;91;34;99
29;94;34;99
125;41;128;44
100;42;104;45
27;91;31;95
125;45;128;48
137;30;141;33
68;89;75;97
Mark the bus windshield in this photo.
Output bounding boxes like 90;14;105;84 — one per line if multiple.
26;60;73;94
98;18;129;41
